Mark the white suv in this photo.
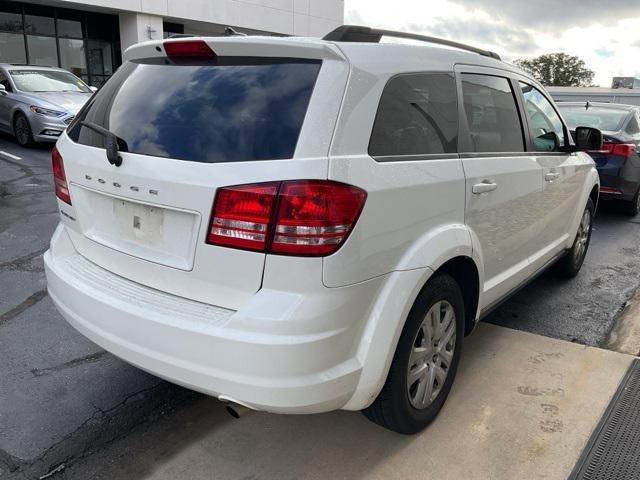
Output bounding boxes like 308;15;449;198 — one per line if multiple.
44;26;601;434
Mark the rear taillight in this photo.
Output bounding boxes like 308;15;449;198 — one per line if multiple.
163;40;216;59
207;180;367;257
51;146;71;205
601;143;636;157
207;182;279;252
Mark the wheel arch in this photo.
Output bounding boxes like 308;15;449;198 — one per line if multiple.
435;256;481;336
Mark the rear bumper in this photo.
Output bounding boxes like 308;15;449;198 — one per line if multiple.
44;225;377;414
596;164;639;201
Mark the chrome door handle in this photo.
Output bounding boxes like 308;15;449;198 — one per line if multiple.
545;172;560;182
472;180;498;194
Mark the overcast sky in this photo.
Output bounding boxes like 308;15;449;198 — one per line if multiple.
345;0;640;87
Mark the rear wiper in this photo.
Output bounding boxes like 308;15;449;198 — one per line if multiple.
80;121;128;167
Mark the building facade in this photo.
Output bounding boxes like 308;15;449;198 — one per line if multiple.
0;0;344;86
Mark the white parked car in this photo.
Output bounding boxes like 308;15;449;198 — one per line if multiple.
44;26;601;434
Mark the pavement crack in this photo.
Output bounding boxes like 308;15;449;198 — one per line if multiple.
0;247;48;271
30;351;108;377
0;289;48;325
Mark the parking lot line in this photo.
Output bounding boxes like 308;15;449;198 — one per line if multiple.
0;150;21;161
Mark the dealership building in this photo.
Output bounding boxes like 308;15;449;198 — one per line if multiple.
0;0;344;86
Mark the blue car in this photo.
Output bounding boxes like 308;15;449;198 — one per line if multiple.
558;102;640;215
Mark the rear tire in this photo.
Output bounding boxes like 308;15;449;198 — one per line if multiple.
555;198;594;278
363;273;464;434
13;113;35;148
621;187;640;217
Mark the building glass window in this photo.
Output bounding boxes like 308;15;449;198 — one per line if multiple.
26;35;58;67
0;32;26;63
0;8;23;32
57;10;83;38
24;12;55;36
59;38;87;77
0;2;118;85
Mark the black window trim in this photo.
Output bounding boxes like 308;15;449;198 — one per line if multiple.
456;70;528;156
368;70;460;162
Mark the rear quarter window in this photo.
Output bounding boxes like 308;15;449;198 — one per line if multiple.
68;57;321;163
368;73;458;158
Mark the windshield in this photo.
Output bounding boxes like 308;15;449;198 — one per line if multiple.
558;105;629;132
10;70;91;93
68;57;321;163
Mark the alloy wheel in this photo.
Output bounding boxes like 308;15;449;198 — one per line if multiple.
15;117;29;145
406;300;456;409
574;208;591;264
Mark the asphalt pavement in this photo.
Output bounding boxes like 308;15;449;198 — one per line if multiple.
1;134;640;478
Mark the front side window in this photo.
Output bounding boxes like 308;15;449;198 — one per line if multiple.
520;82;566;152
10;69;91;93
68;58;321;163
369;73;458;157
461;74;524;153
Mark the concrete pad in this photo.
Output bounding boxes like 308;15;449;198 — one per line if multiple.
59;324;633;480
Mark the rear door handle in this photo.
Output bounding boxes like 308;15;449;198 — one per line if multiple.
545;172;560;182
472;180;498;194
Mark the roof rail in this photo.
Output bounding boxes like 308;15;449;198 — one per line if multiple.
323;25;501;61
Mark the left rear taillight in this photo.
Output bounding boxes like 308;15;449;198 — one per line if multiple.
207;180;367;257
51;146;71;205
601;143;636;157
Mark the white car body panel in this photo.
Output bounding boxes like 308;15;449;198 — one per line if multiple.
45;35;599;414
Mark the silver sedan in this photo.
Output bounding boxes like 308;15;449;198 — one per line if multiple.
0;64;96;147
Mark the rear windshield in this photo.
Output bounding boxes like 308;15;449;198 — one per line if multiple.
558;105;629;132
67;57;321;163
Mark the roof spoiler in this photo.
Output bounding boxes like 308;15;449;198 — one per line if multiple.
323;25;501;61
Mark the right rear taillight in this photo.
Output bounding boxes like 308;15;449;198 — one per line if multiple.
207;180;367;257
51;146;71;205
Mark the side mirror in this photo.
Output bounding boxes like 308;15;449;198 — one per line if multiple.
89;86;98;93
575;126;603;151
0;84;6;95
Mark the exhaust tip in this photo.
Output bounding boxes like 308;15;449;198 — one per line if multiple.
225;404;242;419
219;397;253;419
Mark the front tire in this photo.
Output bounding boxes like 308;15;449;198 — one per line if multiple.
13;113;35;147
363;274;464;434
555;198;594;278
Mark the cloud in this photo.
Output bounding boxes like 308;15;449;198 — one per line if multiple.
410;17;539;56
455;0;640;31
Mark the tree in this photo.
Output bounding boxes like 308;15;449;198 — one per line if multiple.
514;53;595;87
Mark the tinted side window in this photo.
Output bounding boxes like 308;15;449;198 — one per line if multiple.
461;74;524;153
520;82;566;152
626;114;640;135
369;73;458;157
